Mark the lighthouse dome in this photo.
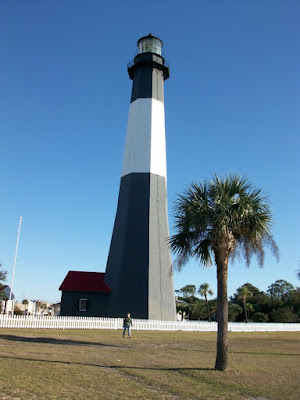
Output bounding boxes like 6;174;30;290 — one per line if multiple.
137;34;163;56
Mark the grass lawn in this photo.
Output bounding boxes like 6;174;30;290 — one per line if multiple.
0;329;299;399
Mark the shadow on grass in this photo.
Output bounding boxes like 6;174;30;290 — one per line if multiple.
229;351;299;356
0;354;213;371
0;334;123;348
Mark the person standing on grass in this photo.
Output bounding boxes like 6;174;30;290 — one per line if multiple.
122;312;133;338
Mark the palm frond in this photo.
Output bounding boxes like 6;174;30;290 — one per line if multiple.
193;238;213;267
170;174;278;271
172;253;190;271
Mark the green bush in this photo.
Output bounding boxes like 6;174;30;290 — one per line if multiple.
252;312;269;322
14;307;23;315
270;307;299;322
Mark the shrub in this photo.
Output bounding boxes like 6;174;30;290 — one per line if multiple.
252;312;269;322
14;306;23;315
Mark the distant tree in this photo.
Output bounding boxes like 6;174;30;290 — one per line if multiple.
22;299;28;312
239;283;260;296
209;299;218;321
270;307;299;323
170;175;279;371
250;291;272;315
187;301;201;320
176;285;210;320
0;263;8;300
177;285;197;299
288;288;300;315
238;286;253;322
252;312;269;322
267;280;294;305
228;303;243;322
198;283;214;322
230;283;272;319
245;303;254;320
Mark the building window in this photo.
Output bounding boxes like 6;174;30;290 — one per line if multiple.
79;298;87;312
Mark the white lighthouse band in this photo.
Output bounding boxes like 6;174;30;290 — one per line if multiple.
122;98;167;178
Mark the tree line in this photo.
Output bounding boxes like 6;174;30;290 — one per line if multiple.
176;280;300;323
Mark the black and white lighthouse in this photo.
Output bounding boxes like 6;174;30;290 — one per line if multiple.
104;35;176;320
59;35;176;320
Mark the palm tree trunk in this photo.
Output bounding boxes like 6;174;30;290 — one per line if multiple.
243;297;248;323
214;258;229;371
205;295;211;322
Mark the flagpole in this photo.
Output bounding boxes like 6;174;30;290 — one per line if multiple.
9;216;23;301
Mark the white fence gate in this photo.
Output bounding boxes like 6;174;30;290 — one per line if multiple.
0;315;299;332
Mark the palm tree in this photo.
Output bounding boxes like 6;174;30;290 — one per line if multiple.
245;303;254;321
170;174;278;371
237;286;253;323
198;283;213;322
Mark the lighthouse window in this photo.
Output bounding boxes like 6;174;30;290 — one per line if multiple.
79;298;87;312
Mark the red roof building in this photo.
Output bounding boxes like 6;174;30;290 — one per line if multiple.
59;271;112;293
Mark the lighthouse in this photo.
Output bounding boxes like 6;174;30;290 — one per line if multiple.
104;34;176;320
59;35;176;319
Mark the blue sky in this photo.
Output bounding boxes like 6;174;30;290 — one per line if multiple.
1;1;299;303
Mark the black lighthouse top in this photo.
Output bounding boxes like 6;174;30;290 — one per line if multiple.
128;34;169;81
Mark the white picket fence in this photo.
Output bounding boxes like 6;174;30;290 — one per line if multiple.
0;314;299;332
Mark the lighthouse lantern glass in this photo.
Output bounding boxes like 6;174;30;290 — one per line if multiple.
138;37;162;56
